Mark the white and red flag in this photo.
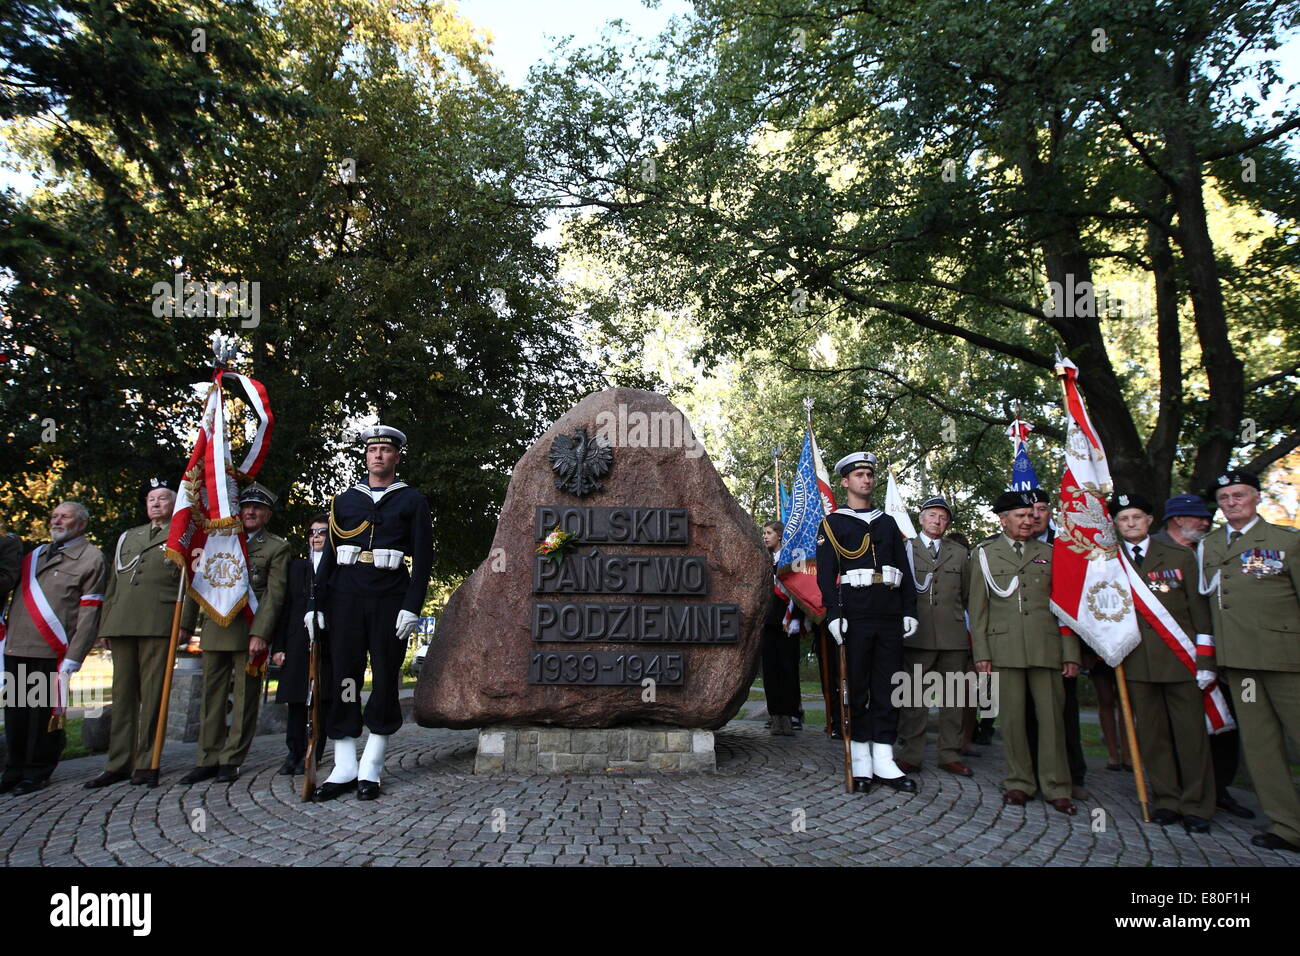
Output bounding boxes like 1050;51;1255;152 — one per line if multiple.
165;360;273;626
1050;357;1233;732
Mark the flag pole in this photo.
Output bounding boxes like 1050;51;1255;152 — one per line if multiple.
146;571;186;787
1114;661;1149;821
771;446;781;520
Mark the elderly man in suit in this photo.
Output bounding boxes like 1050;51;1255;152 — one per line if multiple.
1200;471;1300;854
1;501;107;794
271;513;330;775
971;490;1080;815
1112;493;1217;833
895;496;974;776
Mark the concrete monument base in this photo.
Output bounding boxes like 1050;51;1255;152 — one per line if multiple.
474;725;716;774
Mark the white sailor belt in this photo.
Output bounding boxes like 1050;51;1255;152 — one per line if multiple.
838;569;878;587
358;548;405;570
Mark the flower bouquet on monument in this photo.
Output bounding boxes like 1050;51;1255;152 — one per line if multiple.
535;525;576;563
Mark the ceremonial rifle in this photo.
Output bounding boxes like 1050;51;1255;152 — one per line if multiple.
301;612;321;802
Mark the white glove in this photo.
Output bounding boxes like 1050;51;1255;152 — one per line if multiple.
787;619;802;636
59;659;82;676
304;611;325;632
902;616;918;639
396;610;419;641
827;618;847;645
1196;670;1215;690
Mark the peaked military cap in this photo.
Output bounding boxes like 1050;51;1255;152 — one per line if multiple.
918;495;952;517
993;490;1037;514
239;482;277;509
834;452;877;477
1108;492;1154;516
359;424;407;451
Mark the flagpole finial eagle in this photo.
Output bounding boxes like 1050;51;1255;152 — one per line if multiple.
549;427;613;497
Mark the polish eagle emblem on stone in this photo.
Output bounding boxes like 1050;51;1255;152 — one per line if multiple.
548;427;613;497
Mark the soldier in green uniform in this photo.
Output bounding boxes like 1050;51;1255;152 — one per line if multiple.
1199;470;1300;853
1110;493;1216;833
895;496;974;777
84;478;183;788
971;490;1080;815
176;483;290;784
0;520;19;604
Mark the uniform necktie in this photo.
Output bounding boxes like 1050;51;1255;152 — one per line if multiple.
1132;544;1143;567
929;541;939;559
1229;530;1242;544
1013;541;1023;556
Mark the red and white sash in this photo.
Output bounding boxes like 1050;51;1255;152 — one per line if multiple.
1120;551;1235;734
12;545;89;715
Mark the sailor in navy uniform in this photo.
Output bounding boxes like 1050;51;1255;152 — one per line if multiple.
815;452;919;794
309;425;433;802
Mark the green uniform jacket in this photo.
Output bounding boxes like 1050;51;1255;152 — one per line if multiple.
1122;538;1214;682
969;536;1079;668
908;536;970;650
1201;518;1300;672
99;523;182;638
181;529;291;652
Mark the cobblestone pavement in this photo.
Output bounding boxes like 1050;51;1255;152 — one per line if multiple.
2;719;1296;866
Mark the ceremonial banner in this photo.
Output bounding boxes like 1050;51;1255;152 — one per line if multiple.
1007;418;1042;491
1048;357;1141;666
883;470;917;539
776;421;836;621
166;368;274;626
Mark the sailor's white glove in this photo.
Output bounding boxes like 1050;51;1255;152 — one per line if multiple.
902;616;918;639
787;619;802;636
827;618;847;646
304;611;325;632
1196;670;1215;691
880;565;903;588
59;659;82;676
396;610;419;642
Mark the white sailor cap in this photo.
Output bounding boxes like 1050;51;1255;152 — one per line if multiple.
359;425;407;451
834;452;877;477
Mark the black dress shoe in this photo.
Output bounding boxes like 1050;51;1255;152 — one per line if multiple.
357;779;382;801
852;776;873;794
829;729;843;740
179;765;219;785
84;770;130;790
0;778;19;794
1150;808;1182;826
1251;832;1300;853
1217;793;1255;819
277;757;298;776
1183;815;1211;834
874;775;918;793
312;779;357;802
215;765;240;783
129;770;151;785
12;779;48;795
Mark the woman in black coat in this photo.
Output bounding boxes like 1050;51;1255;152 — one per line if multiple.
271;515;330;774
761;520;804;736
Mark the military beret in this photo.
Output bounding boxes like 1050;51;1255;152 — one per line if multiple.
834;452;877;477
1163;493;1212;520
238;482;277;509
918;496;952;517
1029;487;1051;504
359;424;407;451
993;490;1037;514
1206;470;1259;500
141;476;174;496
1108;492;1154;516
